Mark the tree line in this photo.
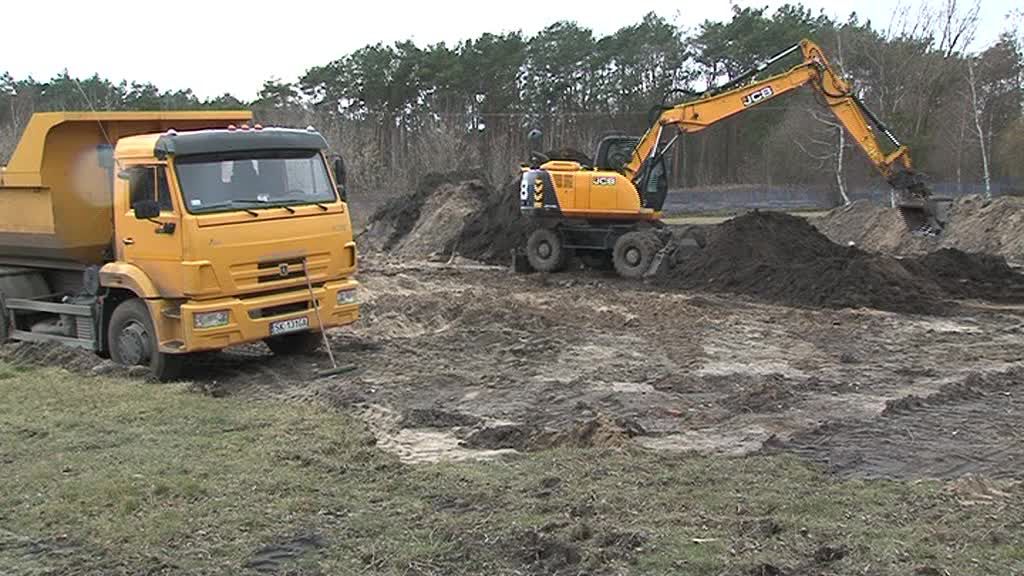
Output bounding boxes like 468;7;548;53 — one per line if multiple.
2;1;1021;203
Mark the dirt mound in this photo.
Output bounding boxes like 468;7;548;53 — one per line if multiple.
456;176;531;264
814;199;935;254
358;170;528;265
0;342;106;373
909;249;1024;302
816;195;1024;263
662;211;1024;313
662;211;944;313
359;170;488;259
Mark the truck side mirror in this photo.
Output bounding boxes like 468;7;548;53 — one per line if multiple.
133;199;160;220
332;155;348;201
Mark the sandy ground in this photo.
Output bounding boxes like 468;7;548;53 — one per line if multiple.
19;258;1007;479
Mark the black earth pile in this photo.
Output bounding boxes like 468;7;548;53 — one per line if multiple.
907;248;1024;302
456;176;531;263
363;170;485;252
662;211;1024;314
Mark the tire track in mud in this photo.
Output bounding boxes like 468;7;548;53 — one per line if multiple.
770;368;1024;479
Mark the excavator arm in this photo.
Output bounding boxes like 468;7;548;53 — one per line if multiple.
625;39;941;232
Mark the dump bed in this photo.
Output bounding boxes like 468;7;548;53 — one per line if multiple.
0;111;252;267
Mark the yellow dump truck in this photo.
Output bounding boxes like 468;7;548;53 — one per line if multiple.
0;112;359;380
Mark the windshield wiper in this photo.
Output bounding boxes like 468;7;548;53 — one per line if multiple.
277;199;331;211
192;199;270;216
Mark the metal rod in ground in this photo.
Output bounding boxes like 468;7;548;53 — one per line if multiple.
302;257;338;371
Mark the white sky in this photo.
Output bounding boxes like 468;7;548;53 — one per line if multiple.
0;0;1017;100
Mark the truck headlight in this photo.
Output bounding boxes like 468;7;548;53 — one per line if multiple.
336;289;357;305
193;310;229;329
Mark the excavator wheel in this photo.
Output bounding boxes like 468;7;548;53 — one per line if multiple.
613;231;661;279
526;228;568;273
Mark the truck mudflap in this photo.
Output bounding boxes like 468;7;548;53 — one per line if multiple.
167;279;359;354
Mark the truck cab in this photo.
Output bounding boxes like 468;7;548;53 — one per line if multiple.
0;113;360;380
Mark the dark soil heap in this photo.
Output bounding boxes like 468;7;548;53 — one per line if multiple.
662;211;1024;314
456;176;531;263
360;170;485;254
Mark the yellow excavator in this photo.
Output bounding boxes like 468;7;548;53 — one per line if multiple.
519;38;947;278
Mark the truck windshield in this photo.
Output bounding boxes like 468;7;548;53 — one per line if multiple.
175;149;336;213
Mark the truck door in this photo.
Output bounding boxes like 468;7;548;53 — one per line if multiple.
115;165;184;296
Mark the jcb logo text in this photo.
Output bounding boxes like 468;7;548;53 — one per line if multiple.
742;86;774;107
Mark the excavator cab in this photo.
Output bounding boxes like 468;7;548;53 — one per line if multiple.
594;135;638;171
593;135;669;211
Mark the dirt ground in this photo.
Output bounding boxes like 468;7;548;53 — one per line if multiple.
10;257;1021;480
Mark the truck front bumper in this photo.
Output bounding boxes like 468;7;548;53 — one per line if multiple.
171;279;359;353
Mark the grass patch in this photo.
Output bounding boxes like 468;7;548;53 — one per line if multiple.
0;361;1021;575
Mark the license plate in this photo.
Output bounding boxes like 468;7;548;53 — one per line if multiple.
269;317;309;336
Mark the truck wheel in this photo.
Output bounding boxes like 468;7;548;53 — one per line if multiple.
526;228;568;272
613;231;660;279
265;332;321;356
108;299;183;382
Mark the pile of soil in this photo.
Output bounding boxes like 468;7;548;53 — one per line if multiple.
908;249;1024;302
455;176;531;264
816;195;1024;263
359;170;488;259
358;170;525;264
662;211;1024;314
0;341;106;372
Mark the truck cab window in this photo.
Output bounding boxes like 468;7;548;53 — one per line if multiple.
157;169;172;211
128;166;174;212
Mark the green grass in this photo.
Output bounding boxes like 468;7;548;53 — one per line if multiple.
0;361;1021;575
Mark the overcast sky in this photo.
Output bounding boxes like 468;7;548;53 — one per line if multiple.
0;0;1017;100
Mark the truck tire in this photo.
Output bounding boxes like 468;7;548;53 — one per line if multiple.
265;331;321;356
526;228;568;273
108;298;183;382
613;231;660;279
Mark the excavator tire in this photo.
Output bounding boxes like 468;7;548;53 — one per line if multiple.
613;231;661;279
526;228;568;273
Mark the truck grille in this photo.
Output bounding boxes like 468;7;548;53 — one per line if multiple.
257;258;307;283
230;253;331;291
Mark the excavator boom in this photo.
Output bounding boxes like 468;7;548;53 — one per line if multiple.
626;39;943;233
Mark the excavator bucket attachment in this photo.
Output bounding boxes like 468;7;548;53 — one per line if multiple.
888;169;947;236
897;199;946;236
